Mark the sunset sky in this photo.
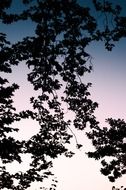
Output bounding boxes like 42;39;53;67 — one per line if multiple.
1;0;126;190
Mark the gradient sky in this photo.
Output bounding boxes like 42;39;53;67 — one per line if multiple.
1;1;126;190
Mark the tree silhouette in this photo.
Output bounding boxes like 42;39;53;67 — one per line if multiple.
0;0;126;189
87;118;126;182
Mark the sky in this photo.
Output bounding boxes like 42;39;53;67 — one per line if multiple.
1;0;126;190
51;38;126;190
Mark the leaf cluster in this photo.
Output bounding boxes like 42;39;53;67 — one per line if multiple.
87;118;126;182
0;0;126;189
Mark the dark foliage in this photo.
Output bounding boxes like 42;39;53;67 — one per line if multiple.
0;0;126;189
87;118;126;182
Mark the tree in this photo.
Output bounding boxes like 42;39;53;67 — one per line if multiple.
0;0;126;189
112;186;126;190
85;1;126;183
87;118;126;182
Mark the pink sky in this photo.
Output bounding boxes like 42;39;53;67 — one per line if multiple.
3;38;126;190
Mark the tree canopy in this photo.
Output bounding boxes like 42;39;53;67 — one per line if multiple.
0;0;126;189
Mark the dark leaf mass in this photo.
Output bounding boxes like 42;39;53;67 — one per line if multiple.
0;0;126;189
